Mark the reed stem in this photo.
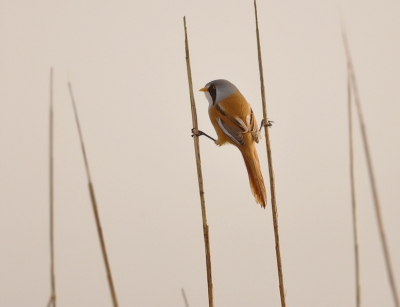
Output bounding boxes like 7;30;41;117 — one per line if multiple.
341;20;399;307
253;1;286;306
348;66;361;307
181;288;190;307
183;16;214;307
68;83;119;307
49;67;56;307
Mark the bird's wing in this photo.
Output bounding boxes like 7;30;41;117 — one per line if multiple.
249;108;261;143
215;104;247;146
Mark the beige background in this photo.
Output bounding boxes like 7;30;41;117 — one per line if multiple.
1;1;399;306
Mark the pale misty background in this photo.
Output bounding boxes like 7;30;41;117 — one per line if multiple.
1;1;399;306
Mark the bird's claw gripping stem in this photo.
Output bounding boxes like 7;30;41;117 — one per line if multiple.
191;128;216;142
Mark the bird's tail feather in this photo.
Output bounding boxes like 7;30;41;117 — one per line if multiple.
240;145;267;208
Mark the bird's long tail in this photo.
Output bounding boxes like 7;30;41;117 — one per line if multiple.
240;144;267;208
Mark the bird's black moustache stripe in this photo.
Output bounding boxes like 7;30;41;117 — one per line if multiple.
208;85;217;105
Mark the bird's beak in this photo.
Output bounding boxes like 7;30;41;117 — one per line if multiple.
199;87;208;92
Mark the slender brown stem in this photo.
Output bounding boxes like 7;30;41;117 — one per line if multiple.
183;16;214;307
49;67;56;307
181;288;190;307
253;1;286;306
68;83;119;307
46;295;53;307
348;67;361;307
341;20;399;307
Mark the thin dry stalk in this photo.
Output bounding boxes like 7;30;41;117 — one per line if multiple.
49;67;56;307
341;21;399;307
181;288;190;307
348;68;361;307
183;16;214;307
67;83;119;307
253;1;286;306
46;295;53;307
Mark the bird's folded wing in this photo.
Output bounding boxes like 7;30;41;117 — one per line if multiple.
217;118;245;146
215;104;247;146
249;108;261;143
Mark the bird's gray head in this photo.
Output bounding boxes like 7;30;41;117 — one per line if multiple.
199;79;239;108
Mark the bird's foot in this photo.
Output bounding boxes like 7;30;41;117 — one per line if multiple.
259;119;274;132
191;128;216;142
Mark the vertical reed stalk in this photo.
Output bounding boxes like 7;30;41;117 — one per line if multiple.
46;295;53;307
181;288;190;307
253;1;286;306
68;83;119;307
183;16;214;307
49;67;56;307
341;22;399;307
348;67;361;307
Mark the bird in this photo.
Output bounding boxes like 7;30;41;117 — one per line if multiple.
196;79;267;208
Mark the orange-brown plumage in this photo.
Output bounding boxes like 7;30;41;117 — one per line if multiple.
201;79;267;208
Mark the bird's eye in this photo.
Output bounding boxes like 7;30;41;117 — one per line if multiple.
212;85;217;89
